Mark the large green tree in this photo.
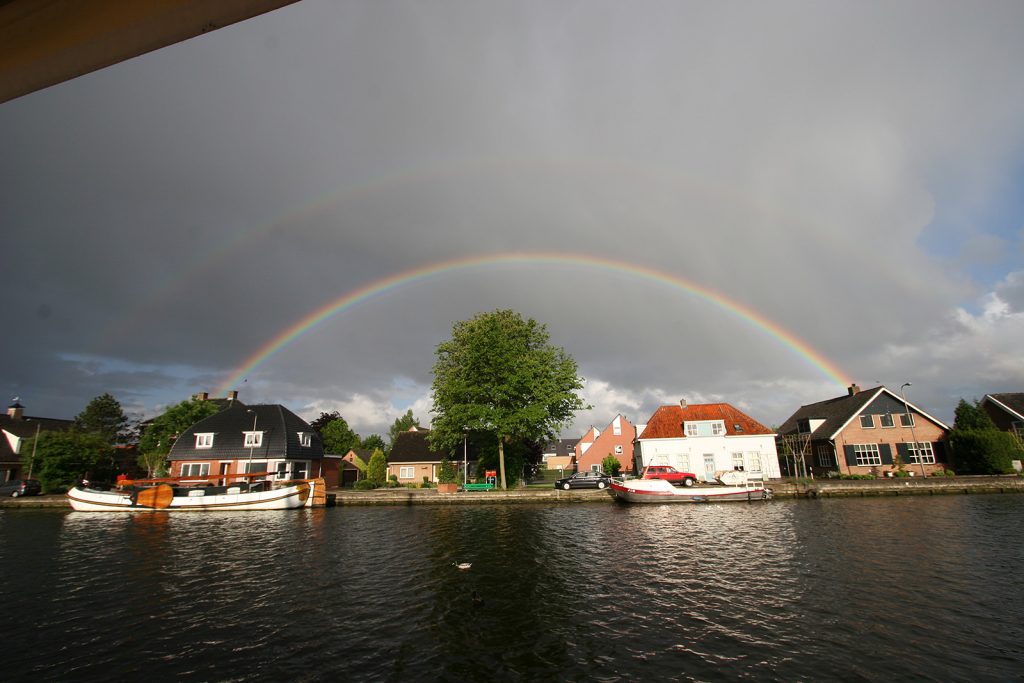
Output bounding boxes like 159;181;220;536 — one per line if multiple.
137;398;220;476
74;393;129;445
430;309;587;489
23;431;114;492
361;433;386;453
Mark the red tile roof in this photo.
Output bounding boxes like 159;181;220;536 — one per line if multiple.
640;404;773;439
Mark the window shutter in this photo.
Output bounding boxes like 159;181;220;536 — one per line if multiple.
896;442;909;462
843;445;857;467
880;443;893;465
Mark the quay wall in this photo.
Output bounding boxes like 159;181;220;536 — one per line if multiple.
2;476;1022;508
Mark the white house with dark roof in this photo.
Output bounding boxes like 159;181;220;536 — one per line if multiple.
167;401;336;485
1;401;73;482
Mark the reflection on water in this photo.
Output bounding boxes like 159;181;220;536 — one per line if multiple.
1;496;1023;681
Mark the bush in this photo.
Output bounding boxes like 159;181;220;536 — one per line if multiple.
601;454;622;477
894;470;911;478
438;457;458;484
839;474;876;480
354;479;378;490
950;430;1019;474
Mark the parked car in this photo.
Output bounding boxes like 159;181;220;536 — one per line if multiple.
0;479;42;497
641;465;697;487
554;471;612;490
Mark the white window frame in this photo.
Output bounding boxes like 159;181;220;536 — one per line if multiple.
614;445;623;454
899;413;916;428
195;433;214;449
685;421;725;437
854;444;882;466
685;423;699;437
591;463;600;472
816;444;836;467
399;466;415;479
711;422;725;436
860;415;874;429
243;431;263;448
181;462;210;478
732;452;744;470
747;453;762;472
879;414;895;428
298;432;311;448
907;442;935;464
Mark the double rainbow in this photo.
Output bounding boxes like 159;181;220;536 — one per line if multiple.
214;252;850;396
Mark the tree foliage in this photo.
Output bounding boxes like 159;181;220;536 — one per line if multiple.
137;398;220;476
949;398;1021;474
74;393;129;445
952;399;997;431
308;411;343;436
23;431;114;492
430;310;587;489
361;433;386;453
321;417;361;454
388;409;421;448
366;448;387;485
601;454;622;476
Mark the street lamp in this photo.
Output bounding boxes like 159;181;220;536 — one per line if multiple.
900;383;926;478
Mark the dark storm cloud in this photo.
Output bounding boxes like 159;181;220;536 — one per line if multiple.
3;0;1024;432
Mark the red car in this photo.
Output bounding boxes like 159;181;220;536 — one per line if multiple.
641;465;697;487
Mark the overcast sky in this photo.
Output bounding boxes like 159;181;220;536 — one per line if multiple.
3;0;1023;440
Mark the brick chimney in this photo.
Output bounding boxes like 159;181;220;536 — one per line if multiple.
679;398;687;408
195;392;209;401
848;384;861;396
7;402;24;420
227;391;238;401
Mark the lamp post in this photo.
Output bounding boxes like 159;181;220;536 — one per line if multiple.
900;383;926;478
463;428;469;485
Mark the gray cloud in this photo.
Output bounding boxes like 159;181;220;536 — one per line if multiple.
3;0;1024;435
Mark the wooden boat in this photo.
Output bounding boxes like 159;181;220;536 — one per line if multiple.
67;473;316;511
610;472;772;503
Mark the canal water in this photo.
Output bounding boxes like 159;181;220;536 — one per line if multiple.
2;495;1022;682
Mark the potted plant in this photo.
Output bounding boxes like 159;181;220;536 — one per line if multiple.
437;457;459;494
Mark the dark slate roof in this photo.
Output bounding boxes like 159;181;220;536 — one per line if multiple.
388;428;450;464
984;393;1024;420
777;386;949;439
167;402;324;461
640;403;773;439
0;411;73;463
543;439;578;456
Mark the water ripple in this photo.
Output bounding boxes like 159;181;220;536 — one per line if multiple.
1;497;1023;681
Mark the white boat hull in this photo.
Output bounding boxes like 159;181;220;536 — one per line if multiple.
610;478;771;503
67;482;312;511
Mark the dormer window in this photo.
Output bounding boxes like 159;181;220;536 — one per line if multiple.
195;433;214;449
298;432;311;448
684;420;726;437
243;431;263;448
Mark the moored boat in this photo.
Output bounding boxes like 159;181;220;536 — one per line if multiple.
610;475;772;503
67;476;316;511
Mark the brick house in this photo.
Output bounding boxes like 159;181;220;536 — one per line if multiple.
777;384;950;477
0;401;73;482
980;393;1024;450
636;401;780;481
575;415;637;474
166;401;338;486
542;438;577;471
386;427;451;485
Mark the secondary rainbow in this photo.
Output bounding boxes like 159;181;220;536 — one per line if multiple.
215;253;851;395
